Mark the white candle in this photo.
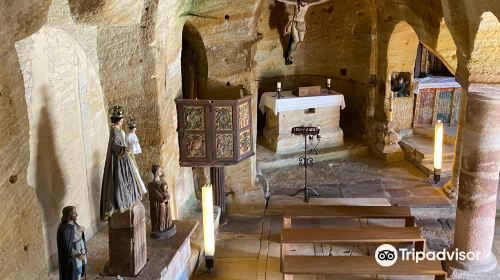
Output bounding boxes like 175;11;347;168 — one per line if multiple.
202;184;215;258
434;120;443;170
277;82;281;90
327;78;331;87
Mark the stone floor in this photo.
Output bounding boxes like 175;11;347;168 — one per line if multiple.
48;153;500;280
194;154;500;280
193;214;500;280
263;155;451;208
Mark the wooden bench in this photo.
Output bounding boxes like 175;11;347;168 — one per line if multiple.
281;227;426;253
283;205;415;228
282;256;446;280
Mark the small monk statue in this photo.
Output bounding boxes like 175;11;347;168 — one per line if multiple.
148;164;176;239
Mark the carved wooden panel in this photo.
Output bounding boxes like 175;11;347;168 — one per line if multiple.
215;106;233;130
435;89;453;123
184;106;205;130
392;96;414;130
239;129;251;155
176;100;211;165
176;95;254;166
414;87;461;128
238;102;249;129
185;134;206;157
414;88;435;127
216;134;233;158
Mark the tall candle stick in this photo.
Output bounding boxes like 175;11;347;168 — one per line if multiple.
389;95;394;122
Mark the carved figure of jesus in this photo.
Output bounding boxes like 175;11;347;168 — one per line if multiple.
278;0;330;65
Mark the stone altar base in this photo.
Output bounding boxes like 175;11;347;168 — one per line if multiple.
107;202;147;277
263;106;343;155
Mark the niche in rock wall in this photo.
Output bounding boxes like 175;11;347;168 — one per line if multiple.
181;22;207;100
15;27;108;268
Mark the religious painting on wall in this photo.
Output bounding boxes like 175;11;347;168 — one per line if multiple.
390;72;411;97
176;95;254;166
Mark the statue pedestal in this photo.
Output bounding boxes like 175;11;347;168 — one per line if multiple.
108;202;147;276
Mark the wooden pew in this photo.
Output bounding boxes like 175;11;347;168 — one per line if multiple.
283;205;415;228
282;256;446;280
280;227;426;272
281;227;426;253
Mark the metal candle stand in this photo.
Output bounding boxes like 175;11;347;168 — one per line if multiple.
273;87;282;99
290;126;321;202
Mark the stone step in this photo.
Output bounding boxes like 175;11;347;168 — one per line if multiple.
399;135;455;177
400;137;455;162
413;126;457;146
257;141;368;171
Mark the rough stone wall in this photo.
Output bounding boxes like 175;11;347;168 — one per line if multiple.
154;0;197;219
93;0;195;219
1;0;197;277
256;0;372;137
365;0;458;156
187;0;265;214
13;0;111;268
441;0;500;84
0;1;51;279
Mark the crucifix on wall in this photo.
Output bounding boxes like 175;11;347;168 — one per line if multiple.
278;0;331;65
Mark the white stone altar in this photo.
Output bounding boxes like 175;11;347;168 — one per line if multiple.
259;90;345;154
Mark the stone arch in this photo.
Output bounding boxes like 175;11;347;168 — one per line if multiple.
68;0;144;26
468;11;500;83
15;26;108;268
181;21;208;100
420;18;457;75
385;21;420;87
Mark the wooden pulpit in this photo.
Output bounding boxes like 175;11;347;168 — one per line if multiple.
176;95;254;223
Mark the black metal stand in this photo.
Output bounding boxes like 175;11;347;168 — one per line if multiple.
434;168;441;184
290;134;320;202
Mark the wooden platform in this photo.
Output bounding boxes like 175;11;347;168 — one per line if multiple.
282;256;446;279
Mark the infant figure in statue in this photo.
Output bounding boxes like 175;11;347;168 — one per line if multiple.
126;118;142;156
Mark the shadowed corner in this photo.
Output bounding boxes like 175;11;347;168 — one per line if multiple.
34;85;68;270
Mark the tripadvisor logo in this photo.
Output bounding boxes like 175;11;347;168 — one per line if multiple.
375;244;398;267
375;244;481;267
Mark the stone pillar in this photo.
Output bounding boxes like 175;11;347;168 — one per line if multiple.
108;202;147;276
448;88;500;276
444;89;468;199
210;166;227;225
